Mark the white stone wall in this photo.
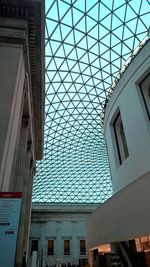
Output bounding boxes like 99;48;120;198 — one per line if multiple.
104;40;150;193
28;205;97;267
86;40;150;255
87;171;150;249
0;43;25;190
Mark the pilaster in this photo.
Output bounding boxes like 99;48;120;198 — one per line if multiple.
0;40;25;190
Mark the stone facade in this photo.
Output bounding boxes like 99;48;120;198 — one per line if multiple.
0;1;44;266
28;204;97;267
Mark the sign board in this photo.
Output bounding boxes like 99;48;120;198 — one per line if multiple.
0;192;22;267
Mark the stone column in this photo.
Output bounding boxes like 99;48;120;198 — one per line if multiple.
72;221;78;265
12;115;30;192
13;115;31;267
21;148;32;260
0;42;25;190
56;221;62;258
23;152;35;251
25;164;35;265
10;86;28;191
88;250;93;267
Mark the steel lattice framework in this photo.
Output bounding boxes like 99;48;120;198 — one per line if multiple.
32;0;150;203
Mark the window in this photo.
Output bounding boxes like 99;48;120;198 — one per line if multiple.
47;240;54;255
64;240;70;255
139;73;150;120
80;240;86;255
31;239;38;256
113;111;129;165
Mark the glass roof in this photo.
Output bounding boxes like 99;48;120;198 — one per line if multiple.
32;0;150;203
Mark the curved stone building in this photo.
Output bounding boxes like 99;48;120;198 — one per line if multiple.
87;38;150;267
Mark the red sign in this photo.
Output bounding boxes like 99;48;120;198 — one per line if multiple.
0;192;22;198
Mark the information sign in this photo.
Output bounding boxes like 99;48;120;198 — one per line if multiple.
0;192;22;267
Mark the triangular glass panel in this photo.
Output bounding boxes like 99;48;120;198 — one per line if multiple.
126;18;138;34
46;19;58;39
58;0;71;20
46;1;58;20
74;29;85;45
74;0;85;13
51;27;62;42
140;1;150;15
49;58;60;71
75;47;85;61
136;19;150;35
88;25;98;40
64;43;74;57
126;3;139;20
65;30;76;45
86;15;97;34
75;18;86;34
99;4;110;22
87;36;97;51
61;24;72;41
45;41;52;56
55;46;65;59
71;6;84;26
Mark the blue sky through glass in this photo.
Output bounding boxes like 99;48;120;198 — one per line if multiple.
32;0;150;203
